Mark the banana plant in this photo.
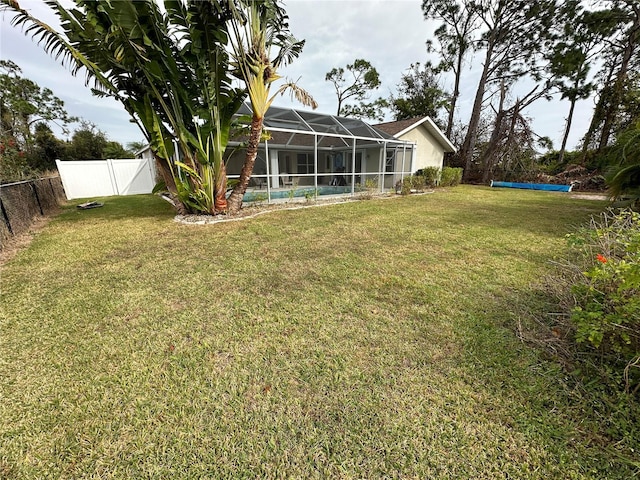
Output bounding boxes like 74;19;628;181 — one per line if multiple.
2;0;246;214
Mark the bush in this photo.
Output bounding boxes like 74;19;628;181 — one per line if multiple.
415;167;440;187
411;175;426;191
399;175;428;195
357;177;378;200
562;209;640;393
440;167;462;187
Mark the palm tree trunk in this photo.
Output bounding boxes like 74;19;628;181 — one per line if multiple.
226;114;263;214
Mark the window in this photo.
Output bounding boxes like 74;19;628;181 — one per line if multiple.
296;153;314;174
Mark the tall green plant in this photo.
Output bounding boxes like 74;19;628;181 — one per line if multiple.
1;0;245;214
225;0;316;213
606;120;640;203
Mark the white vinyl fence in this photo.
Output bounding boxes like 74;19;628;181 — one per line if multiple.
56;158;157;200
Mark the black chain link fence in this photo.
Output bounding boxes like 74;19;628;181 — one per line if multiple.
0;176;66;251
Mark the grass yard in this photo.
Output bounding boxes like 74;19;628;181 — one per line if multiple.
0;186;637;478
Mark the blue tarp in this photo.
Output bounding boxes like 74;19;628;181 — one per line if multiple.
490;181;572;192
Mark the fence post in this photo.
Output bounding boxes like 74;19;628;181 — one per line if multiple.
30;180;45;216
0;196;13;235
107;159;120;195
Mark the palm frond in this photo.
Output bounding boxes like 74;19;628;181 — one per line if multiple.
2;0;119;96
608;164;640;200
272;81;317;110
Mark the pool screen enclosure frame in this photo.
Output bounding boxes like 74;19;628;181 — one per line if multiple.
227;104;416;203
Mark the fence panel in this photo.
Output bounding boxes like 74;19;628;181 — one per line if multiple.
34;178;59;215
0;182;41;237
56;160;116;199
110;159;156;195
56;158;156;200
0;177;66;251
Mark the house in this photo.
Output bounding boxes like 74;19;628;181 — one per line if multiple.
137;105;428;202
374;117;456;172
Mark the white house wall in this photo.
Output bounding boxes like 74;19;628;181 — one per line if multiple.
398;127;445;171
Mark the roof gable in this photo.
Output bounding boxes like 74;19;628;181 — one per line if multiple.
374;117;424;136
374;117;456;153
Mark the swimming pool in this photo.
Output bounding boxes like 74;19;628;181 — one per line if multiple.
242;185;357;202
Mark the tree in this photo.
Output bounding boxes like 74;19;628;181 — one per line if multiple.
434;0;559;181
547;3;618;165
223;0;316;213
59;121;133;160
390;62;450;126
0;59;77;178
582;0;640;157
28;123;66;172
2;0;297;215
0;136;28;181
64;121;108;160
606;120;640;202
0;60;77;148
341;98;389;122
422;0;479;139
325;59;387;120
478;81;551;183
127;141;147;155
103;141;135;159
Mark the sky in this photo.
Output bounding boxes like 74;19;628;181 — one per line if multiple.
0;0;596;151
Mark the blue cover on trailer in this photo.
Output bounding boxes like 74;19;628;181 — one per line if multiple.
490;181;572;192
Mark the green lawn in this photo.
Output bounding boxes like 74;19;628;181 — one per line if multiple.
1;186;637;478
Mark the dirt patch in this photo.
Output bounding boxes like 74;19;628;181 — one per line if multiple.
569;193;609;201
0;214;53;267
173;194;398;225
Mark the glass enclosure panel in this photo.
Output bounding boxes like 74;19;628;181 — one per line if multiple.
298;111;351;136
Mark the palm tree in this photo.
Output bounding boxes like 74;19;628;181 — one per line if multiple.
1;0;245;214
225;0;317;213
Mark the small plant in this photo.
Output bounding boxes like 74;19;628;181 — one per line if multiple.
357;177;378;200
440;167;463;187
364;177;377;191
303;189;314;203
561;208;640;393
399;174;428;195
413;175;427;191
287;188;296;201
400;176;413;196
252;192;268;205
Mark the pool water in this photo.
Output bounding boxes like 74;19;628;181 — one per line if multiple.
243;185;357;202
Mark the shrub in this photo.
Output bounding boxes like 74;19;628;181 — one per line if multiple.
440;167;463;186
415;167;440;187
399;175;428;195
400;176;413;195
563;209;640;393
358;177;378;200
411;175;426;191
